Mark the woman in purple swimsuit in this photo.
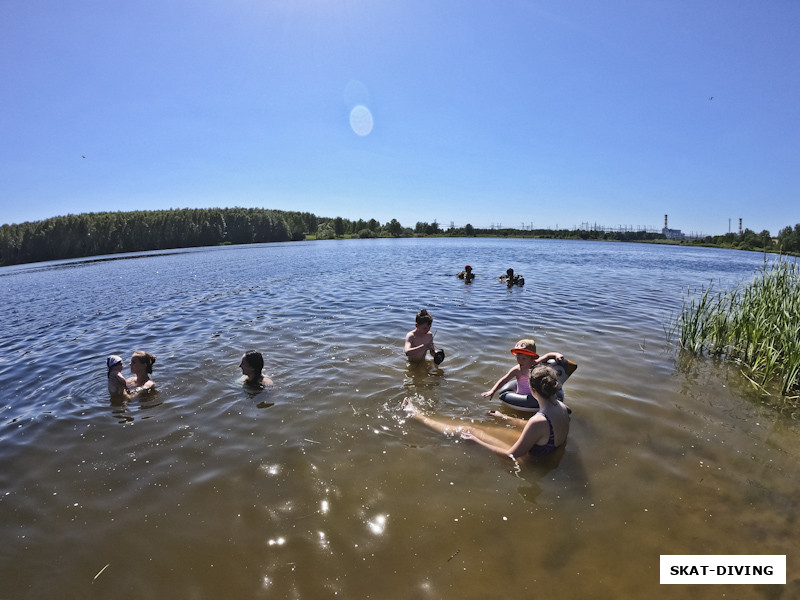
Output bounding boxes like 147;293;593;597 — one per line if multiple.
403;364;570;459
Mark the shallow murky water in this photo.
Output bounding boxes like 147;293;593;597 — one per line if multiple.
1;238;797;599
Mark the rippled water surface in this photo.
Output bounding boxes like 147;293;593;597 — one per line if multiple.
1;238;798;599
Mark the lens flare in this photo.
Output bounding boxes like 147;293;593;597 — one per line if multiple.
350;105;374;136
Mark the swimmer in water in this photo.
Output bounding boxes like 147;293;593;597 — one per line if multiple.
498;268;524;286
483;339;568;405
482;339;539;399
404;309;444;364
127;350;156;393
107;355;128;397
457;265;475;282
240;350;273;387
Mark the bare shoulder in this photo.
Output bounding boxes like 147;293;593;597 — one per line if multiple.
524;413;548;431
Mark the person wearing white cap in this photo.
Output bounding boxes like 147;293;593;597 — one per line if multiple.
107;355;128;397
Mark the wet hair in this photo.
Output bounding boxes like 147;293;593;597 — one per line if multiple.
506;268;514;276
132;351;156;374
415;309;433;326
242;350;264;377
530;364;559;400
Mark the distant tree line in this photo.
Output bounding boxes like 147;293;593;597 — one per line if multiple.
444;222;800;255
687;226;800;255
314;217;404;240
441;223;667;242
2;208;798;267
0;208;420;266
0;208;319;266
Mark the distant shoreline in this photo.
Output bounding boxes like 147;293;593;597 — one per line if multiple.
1;207;797;267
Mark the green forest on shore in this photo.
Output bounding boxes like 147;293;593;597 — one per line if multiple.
1;207;799;267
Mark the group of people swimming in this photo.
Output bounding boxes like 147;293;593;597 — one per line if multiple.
106;349;272;401
456;265;525;286
107;301;570;461
403;308;572;459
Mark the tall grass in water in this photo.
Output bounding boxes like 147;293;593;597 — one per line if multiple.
678;259;800;398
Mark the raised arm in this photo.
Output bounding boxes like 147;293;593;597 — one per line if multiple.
536;352;564;364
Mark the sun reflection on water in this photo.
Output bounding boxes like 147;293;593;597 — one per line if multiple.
366;514;387;535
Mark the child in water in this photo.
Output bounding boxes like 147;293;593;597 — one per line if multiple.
240;350;273;387
107;355;128;397
404;309;445;364
482;339;564;399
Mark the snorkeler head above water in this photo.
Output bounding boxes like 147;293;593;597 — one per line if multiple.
457;265;475;281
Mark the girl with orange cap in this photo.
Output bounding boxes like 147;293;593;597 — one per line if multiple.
482;339;567;409
482;339;541;400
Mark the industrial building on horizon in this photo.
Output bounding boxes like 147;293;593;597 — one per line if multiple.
662;214;684;240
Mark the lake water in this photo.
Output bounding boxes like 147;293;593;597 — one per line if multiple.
1;238;798;599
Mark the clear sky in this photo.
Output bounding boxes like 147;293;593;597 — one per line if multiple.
1;0;798;236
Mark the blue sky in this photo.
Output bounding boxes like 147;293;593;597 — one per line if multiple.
1;0;798;236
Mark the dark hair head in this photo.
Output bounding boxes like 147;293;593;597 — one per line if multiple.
243;350;264;376
530;364;559;400
132;351;156;374
415;309;433;326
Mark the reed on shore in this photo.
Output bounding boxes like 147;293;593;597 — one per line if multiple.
677;259;800;398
